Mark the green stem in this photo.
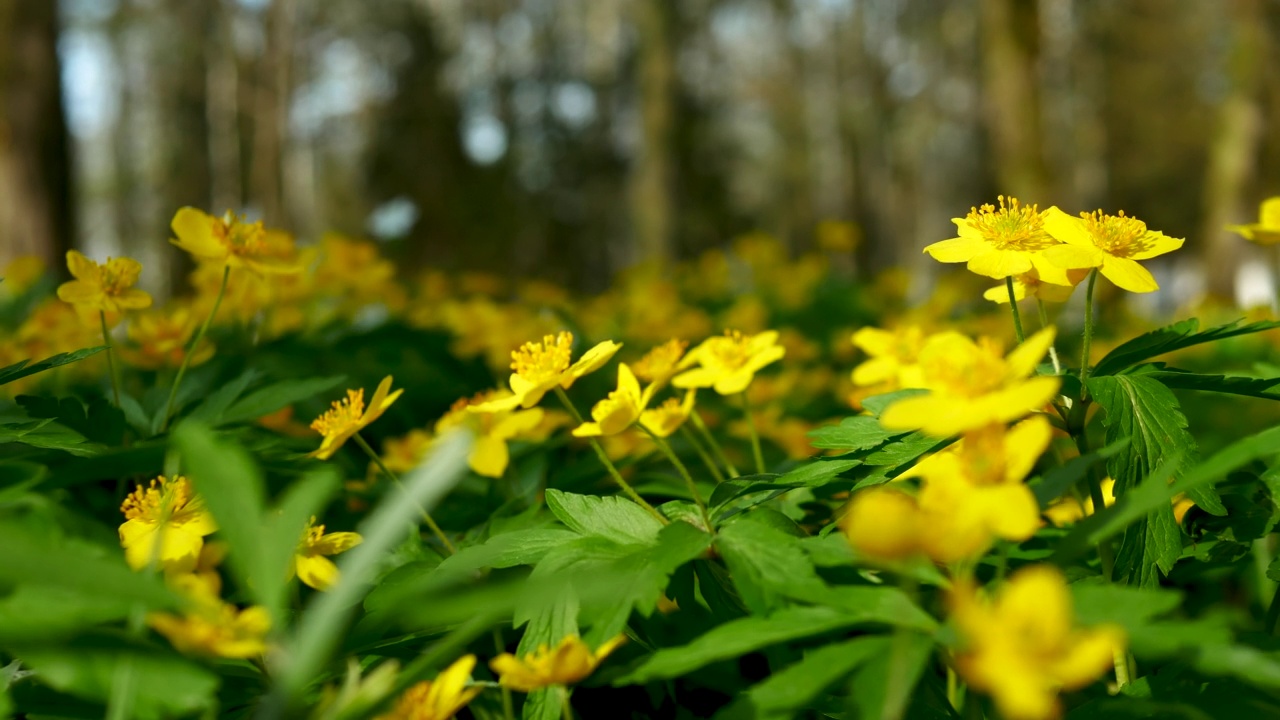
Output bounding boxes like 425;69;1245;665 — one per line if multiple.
740;393;766;475
1267;583;1280;634
99;311;121;407
882;577;918;720
1036;298;1062;374
643;426;711;530
1079;268;1099;391
161;264;229;432
493;629;515;720
554;388;667;524
691;410;739;478
679;424;726;484
1005;276;1025;343
354;432;457;554
560;686;574;720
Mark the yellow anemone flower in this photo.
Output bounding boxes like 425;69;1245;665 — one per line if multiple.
1042;208;1184;293
148;574;271;659
437;390;546;477
631;339;693;391
639;389;696;438
376;655;482;720
56;251;153;315
842;487;923;561
673;329;785;395
850;325;926;389
949;565;1125;720
170;207;300;274
1227;197;1280;246
922;197;1082;280
290;516;363;591
118;475;217;573
572;363;648;437
2;255;46;295
982;266;1087;305
490;635;626;692
122;305;214;369
472;331;622;412
880;328;1060;437
380;429;435;474
310;376;404;460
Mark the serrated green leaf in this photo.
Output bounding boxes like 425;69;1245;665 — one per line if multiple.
715;514;828;613
0;346;106;387
544;489;663;545
1033;438;1128;509
861;389;928;416
1092;318;1280;377
1142;366;1280;401
729;636;889;718
808;416;906;451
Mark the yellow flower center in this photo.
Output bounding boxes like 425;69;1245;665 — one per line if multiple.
1079;209;1150;257
214;212;268;257
922;337;1006;397
511;332;574;384
956;427;1007;486
311;389;366;437
300;517;327;550
439;391;506;433
633;339;687;381
965;196;1054;251
701;331;754;372
121;476;194;522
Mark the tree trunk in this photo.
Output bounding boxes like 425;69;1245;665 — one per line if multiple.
628;0;675;267
980;0;1049;202
0;0;73;268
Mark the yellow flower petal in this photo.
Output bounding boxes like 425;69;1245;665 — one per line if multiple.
922;236;985;263
1099;255;1158;293
966;249;1033;279
1003;327;1056;381
470;434;511;477
295;553;340;591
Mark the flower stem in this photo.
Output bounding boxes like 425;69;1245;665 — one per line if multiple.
99;310;121;407
679;424;726;484
493;629;515;720
1036;298;1062;374
691;410;739;478
161;264;229;432
560;687;574;720
643;425;711;530
740;393;766;475
553;388;667;524
1079;268;1099;392
354;432;456;554
1005;276;1025;343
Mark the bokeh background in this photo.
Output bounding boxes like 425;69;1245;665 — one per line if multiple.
2;0;1280;300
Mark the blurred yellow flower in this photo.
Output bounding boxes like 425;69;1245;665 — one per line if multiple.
2;255;45;295
1227;197;1280;246
850;325;926;390
1044;478;1115;527
290;516;362;591
437;390;546;477
310;376;404;460
123;305;214;369
473;331;621;411
572;363;647;437
490;635;626;692
923;197;1081;280
816;219;860;252
842;487;923;561
118;475;217;573
949;565;1125;720
315;233;404;309
56;250;152;315
632;338;691;390
376;655;482;720
381;429;435;474
880;328;1060;437
639;390;696;438
674;329;785;395
148;574;270;659
170;207;299;274
1043;208;1184;293
983;266;1086;305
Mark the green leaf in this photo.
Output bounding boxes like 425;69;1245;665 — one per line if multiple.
1092;317;1280;377
436;528;579;576
0;346;106;387
617;606;880;684
0;420;100;456
185;368;263;423
1071;582;1183;629
1142;366;1280;401
715;514;829;613
847;631;935;720
808;416;906;451
861;389;928;416
217;375;346;426
0;526;174;609
544;489;664;545
1033;438;1128;509
0;460;46;504
729;636;890;719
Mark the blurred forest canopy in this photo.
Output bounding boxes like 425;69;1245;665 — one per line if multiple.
1;0;1280;298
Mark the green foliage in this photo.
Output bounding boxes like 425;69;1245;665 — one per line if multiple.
0;346;106;387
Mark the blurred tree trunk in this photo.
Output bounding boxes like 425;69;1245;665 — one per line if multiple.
251;0;294;226
1201;0;1265;301
0;0;73;267
629;0;674;266
980;0;1048;202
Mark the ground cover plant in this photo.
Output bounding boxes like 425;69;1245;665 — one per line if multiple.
5;198;1280;719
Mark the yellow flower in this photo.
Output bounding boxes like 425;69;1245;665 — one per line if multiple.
56;250;152;315
437;391;546;477
923;197;1078;280
949;565;1125;720
290;516;363;591
490;635;626;692
631;339;692;391
901;417;1051;562
376;655;482;720
842;487;923;562
880;328;1060;437
122;305;214;369
472;332;622;412
639;390;696;438
2;255;46;295
1044;478;1115;527
315;233;404;309
148;574;271;659
1227;196;1280;246
673;329;785;395
816;219;860;252
118;476;217;573
1042;208;1184;293
310;376;404;460
381;429;435;473
572;364;648;438
850;325;926;389
982;266;1087;305
170;207;299;274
